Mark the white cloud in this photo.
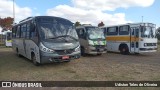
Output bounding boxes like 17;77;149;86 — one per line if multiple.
47;0;154;26
72;0;155;11
0;0;32;23
47;5;132;26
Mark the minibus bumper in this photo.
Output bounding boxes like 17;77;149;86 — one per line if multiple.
139;48;157;53
87;45;107;55
88;51;106;55
40;52;81;64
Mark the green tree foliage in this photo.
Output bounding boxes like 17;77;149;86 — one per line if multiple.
0;17;14;31
74;21;81;27
98;21;105;27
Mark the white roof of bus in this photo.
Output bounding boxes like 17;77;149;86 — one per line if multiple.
103;22;155;28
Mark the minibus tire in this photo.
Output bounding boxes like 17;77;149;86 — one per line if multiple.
32;53;40;66
81;47;86;56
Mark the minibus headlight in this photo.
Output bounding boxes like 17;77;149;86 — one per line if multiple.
74;45;80;52
89;40;94;45
40;43;55;53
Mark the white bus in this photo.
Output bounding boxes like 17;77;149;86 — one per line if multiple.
101;23;157;54
76;25;107;55
5;31;12;47
12;16;81;65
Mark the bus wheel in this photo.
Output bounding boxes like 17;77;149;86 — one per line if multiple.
81;47;86;56
120;47;129;55
32;53;40;66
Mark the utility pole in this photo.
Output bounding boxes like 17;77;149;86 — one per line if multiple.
13;0;15;25
142;16;143;23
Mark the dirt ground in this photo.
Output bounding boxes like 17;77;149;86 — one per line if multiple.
0;47;160;90
0;47;160;81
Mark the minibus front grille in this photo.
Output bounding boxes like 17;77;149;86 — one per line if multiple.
95;45;106;48
146;43;157;46
55;49;74;55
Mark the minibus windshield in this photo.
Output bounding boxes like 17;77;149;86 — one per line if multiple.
86;27;105;40
38;22;78;41
141;26;156;38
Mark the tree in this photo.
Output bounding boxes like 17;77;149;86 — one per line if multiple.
74;21;81;27
98;21;105;27
0;17;14;31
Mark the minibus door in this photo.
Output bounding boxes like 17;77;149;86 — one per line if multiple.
130;27;139;53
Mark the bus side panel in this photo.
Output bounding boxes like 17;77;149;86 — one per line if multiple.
18;39;26;57
107;41;130;52
107;41;119;52
25;40;40;63
5;38;12;47
5;32;12;47
12;39;17;53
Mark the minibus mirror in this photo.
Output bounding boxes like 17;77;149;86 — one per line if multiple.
84;33;88;40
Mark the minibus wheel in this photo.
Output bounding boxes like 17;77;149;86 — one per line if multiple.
32;53;40;66
81;47;86;56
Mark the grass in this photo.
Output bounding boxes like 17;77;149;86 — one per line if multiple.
0;42;4;46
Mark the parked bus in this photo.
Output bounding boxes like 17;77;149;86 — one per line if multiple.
12;16;81;65
5;31;12;47
101;23;157;54
76;24;107;55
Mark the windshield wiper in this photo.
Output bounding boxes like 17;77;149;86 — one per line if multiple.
48;36;66;40
48;35;78;41
64;35;78;41
48;36;69;43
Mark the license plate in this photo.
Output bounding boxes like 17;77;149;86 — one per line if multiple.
62;56;69;59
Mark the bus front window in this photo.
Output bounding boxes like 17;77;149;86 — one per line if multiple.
86;27;105;40
141;26;156;38
38;22;78;42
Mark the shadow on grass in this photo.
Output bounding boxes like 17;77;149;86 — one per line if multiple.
0;52;72;69
81;52;108;57
18;55;72;67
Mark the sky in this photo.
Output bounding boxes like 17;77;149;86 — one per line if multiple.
0;0;160;33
